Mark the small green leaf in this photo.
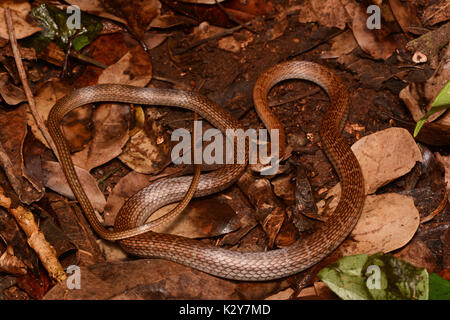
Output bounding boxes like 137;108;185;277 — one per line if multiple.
414;81;450;137
429;273;450;300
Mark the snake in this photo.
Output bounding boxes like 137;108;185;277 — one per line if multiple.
47;61;365;281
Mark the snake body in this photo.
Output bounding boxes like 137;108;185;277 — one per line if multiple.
47;61;365;281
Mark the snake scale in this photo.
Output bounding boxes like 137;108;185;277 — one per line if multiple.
47;61;365;281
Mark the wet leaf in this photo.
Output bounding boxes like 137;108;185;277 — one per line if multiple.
318;253;429;300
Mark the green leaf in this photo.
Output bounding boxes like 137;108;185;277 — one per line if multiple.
25;3;102;53
318;253;429;300
414;81;450;137
429;273;450;300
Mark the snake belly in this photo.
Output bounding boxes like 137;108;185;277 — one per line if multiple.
47;61;365;281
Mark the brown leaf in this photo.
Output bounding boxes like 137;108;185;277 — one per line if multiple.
65;0;127;24
422;0;450;26
337;193;420;256
118;117;171;174
0;1;41;40
388;0;423;34
394;238;438;273
97;45;152;86
101;0;161;38
41;161;106;213
350;4;397;60
0;73;26;105
0;104;44;204
43;193;106;266
43;259;286;299
298;0;352;30
72;104;130;171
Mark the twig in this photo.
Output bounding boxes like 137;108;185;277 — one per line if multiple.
0;185;66;284
4;8;58;155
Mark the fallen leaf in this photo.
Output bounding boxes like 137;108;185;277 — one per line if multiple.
388;0;422;34
422;0;450;26
350;4;396;60
320;30;358;59
0;105;44;204
350;127;423;194
297;0;351;30
41;161;106;213
0;1;42;40
43;259;285;299
71;104;130;171
337;193;420;256
65;0;127;24
118;118;171;174
97;45;152;86
101;0;161;38
435;153;450;198
0;73;26;105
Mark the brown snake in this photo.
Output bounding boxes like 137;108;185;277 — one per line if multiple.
47;61;365;281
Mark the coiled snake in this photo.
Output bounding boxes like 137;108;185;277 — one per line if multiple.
47;61;365;281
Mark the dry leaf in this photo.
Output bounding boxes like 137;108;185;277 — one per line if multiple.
435;153;450;199
41;161;106;213
320;30;358;59
71;104;130;171
118;119;171;174
97;45;152;86
43;259;285;299
422;0;450;26
337;193;420;256
65;0;127;24
350;4;396;60
0;1;41;40
350;127;423;194
0;73;26;105
0;105;44;204
297;0;351;30
388;0;422;34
